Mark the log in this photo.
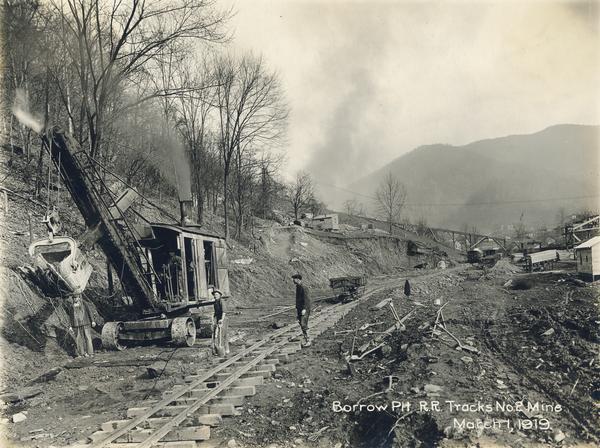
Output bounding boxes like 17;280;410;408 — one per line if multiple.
370;297;392;310
0;186;45;208
101;415;222;432
64;356;187;369
89;426;210;443
0;386;43;403
28;367;62;384
356;310;415;354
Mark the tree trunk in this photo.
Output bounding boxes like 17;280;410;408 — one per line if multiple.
196;189;204;225
223;174;229;239
34;142;44;198
66;84;74;135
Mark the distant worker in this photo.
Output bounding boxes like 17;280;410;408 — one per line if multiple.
292;274;312;347
404;279;411;298
211;288;230;356
68;295;96;357
167;251;183;297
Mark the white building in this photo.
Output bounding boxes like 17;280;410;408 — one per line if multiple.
311;214;339;231
574;236;600;281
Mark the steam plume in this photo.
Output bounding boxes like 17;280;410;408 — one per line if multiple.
171;140;192;202
11;89;44;133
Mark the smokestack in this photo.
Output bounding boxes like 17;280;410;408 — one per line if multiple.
178;186;193;226
179;199;193;226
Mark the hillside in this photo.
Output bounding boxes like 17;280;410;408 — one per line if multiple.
348;124;599;232
0;145;452;389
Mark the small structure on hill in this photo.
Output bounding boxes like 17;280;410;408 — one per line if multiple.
574;236;600;281
468;238;501;264
310;214;339;231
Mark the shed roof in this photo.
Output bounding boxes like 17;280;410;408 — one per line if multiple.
313;214;337;220
150;223;223;240
575;235;600;249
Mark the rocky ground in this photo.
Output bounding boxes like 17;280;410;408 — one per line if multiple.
214;264;599;448
0;147;598;448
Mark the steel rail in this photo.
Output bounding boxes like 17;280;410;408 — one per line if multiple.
88;304;348;448
137;305;352;447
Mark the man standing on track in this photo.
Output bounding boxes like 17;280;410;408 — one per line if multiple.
211;288;229;356
292;274;311;347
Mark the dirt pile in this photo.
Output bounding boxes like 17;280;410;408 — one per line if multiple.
228;224;449;306
489;258;521;276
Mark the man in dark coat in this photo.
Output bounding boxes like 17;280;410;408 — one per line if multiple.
68;295;96;357
211;288;229;356
292;274;311;347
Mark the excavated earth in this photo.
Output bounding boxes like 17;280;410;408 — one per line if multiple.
0;147;453;447
214;265;599;448
0;149;598;448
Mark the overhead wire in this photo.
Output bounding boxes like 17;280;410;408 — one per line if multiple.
314;181;599;208
86;153;179;224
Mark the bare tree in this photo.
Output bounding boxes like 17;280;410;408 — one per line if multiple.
170;59;218;224
288;171;314;220
374;172;407;234
307;195;326;218
343;198;365;216
51;0;230;159
254;154;283;219
213;53;288;238
514;211;528;240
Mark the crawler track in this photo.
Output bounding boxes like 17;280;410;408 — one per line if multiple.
75;300;361;448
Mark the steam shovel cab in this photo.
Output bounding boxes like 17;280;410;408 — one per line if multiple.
101;223;229;350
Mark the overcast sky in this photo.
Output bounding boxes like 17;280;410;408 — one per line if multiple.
226;0;599;198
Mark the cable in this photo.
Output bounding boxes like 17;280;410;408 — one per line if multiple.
315;181;599;208
56;151;61;211
85;154;179;223
46;163;51;214
142;347;180;400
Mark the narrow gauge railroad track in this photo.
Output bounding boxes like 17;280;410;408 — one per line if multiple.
74;299;363;448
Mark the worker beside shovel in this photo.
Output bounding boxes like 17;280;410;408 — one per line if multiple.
211;289;230;357
68;295;96;358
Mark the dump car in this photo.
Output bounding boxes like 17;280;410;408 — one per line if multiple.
329;275;367;303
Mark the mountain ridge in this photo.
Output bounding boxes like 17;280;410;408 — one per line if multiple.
346;124;599;232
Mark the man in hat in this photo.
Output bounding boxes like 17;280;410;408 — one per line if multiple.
292;274;311;347
211;288;229;356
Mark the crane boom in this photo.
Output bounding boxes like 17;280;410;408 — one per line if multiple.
42;127;162;311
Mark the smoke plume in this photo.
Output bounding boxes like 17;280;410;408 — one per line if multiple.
11;89;44;133
171;139;192;202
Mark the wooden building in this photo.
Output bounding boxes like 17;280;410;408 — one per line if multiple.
311;214;339;231
575;236;600;281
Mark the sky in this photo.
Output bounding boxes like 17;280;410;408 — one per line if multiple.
226;0;599;201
